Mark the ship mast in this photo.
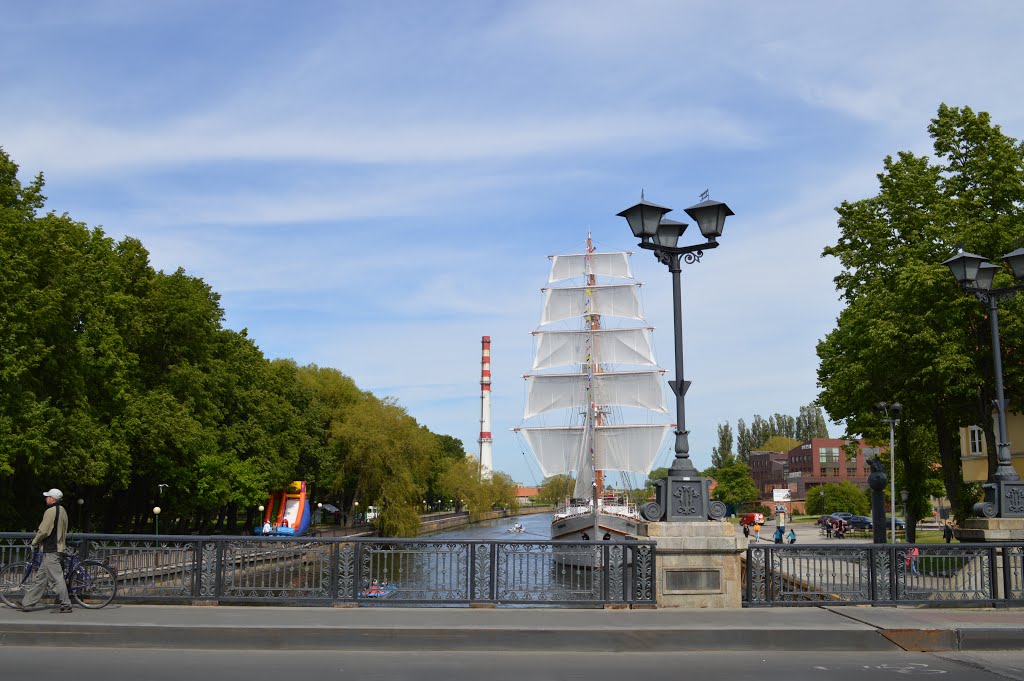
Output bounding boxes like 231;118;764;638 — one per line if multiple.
585;233;601;541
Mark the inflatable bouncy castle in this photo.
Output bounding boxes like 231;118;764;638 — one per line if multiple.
260;481;311;536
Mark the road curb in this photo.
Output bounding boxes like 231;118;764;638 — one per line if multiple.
0;623;901;651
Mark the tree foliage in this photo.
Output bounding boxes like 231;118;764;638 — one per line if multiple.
711;422;734;468
0;146;482;535
804;482;871;517
709;461;759;508
817;104;1024;525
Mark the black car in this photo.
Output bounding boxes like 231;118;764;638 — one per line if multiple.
847;515;873;530
883;517;907;530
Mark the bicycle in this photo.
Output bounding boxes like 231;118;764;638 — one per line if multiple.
0;543;118;609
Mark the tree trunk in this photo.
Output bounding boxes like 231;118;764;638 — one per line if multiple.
935;407;966;519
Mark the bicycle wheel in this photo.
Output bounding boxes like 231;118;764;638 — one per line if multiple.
0;562;32;609
69;561;117;608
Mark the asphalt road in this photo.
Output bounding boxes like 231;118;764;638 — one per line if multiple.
4;648;1023;681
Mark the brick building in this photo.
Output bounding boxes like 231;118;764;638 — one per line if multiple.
747;438;882;512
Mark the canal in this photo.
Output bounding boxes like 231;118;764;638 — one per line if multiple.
423;512;553;541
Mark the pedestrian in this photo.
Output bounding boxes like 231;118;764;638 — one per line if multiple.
943;522;954;543
753;522;761;543
742;524;750;539
906;546;920;576
825;521;832;539
262;520;272;535
787;528;797;544
773;527;783;544
20;488;72;613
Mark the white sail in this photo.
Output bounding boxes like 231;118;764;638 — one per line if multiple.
548;252;632;282
540;284;643;325
520;424;670;478
532;327;657;370
522;370;668;419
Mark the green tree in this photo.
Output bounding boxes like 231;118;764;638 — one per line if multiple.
535;474;573;506
796;403;830;441
818;105;1024;526
711;422;735;468
805;482;870;517
709;461;759;509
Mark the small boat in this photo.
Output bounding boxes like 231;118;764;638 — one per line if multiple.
359;581;396;599
507;523;525;534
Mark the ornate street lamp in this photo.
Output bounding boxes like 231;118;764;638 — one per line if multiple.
620;191;734;523
943;249;1024;518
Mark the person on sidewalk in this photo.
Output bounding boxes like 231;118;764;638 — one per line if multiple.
752;522;761;542
773;527;783;544
742;524;750;540
787;528;797;544
20;488;72;613
906;546;920;576
943;522;954;543
262;520;272;535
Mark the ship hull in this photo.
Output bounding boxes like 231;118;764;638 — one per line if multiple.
550;512;642;567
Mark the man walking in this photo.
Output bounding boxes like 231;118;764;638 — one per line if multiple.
20;488;72;613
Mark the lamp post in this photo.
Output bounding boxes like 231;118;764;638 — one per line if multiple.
317;502;323;525
943;250;1024;515
619;192;734;522
820;488;825;515
153;506;161;565
901;489;909;522
874;401;902;542
76;498;84;532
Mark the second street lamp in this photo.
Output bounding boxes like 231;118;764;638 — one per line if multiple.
619;192;734;522
943;249;1024;518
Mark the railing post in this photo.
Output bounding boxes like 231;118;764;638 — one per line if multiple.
468;540;477;603
990;545;1001;605
329;540;339;602
353;540;362;603
215;538;225;600
765;546;774;605
602;543;610;603
489;541;498;603
889;546;898;604
868;545;878;604
622;542;631;604
744;546;752;603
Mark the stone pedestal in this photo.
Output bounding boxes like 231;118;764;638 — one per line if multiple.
638;520;746;608
957;517;1024;542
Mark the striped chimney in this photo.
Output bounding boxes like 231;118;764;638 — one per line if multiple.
478;336;493;478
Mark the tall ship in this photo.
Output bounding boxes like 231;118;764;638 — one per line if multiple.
516;236;671;544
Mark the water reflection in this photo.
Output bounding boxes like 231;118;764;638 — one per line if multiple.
360;513;627;604
423;512;552;541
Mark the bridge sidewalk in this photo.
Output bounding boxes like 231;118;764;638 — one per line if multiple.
2;605;1023;652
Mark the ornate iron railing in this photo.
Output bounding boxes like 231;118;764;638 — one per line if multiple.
0;533;656;608
745;542;1024;607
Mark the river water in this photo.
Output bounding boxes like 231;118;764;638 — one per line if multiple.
423;512;553;541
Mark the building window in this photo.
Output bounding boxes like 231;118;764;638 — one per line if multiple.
969;427;984;455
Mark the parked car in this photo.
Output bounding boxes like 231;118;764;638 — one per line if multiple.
738;512;765;527
847;515;873;530
829;512;854;523
815;515;832;527
884;517;907;530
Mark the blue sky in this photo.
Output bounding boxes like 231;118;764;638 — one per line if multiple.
4;1;1024;486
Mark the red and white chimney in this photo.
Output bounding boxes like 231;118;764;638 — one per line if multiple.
478;336;493;478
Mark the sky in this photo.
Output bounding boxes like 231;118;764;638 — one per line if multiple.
3;1;1024;486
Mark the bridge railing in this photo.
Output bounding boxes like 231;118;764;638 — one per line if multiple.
745;542;1024;607
0;533;657;608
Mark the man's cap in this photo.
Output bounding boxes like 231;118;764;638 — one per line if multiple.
43;488;63;500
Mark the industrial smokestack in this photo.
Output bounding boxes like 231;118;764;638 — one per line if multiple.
479;336;492;478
